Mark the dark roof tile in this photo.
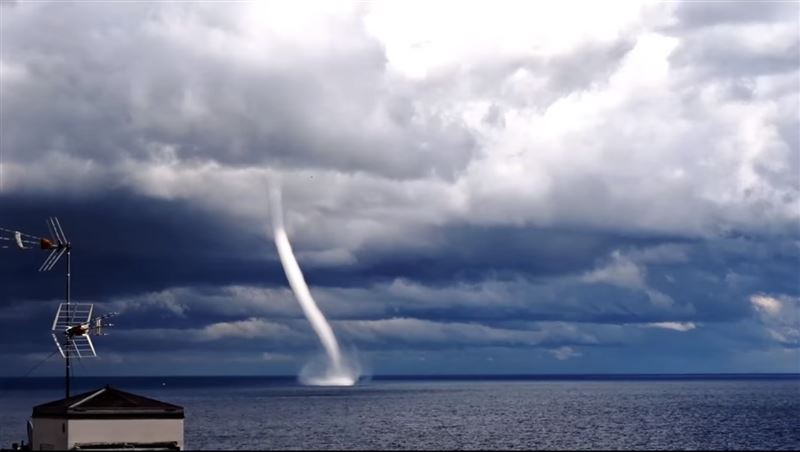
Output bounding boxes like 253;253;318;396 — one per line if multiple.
32;386;184;419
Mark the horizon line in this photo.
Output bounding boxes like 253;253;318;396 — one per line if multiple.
4;372;799;379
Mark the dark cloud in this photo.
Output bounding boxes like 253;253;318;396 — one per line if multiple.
0;191;280;301
0;1;797;375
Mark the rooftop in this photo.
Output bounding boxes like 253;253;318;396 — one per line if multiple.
32;386;184;420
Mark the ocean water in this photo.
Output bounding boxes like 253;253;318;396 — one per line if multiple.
1;375;798;450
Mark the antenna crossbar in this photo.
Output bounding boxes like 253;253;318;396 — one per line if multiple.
5;217;116;398
52;303;93;331
52;334;96;359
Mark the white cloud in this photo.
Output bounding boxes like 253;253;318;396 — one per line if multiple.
583;250;646;290
364;1;652;79
582;250;679;309
0;58;28;84
1;0;796;247
111;289;189;317
200;317;295;340
645;322;697;332
114;318;303;343
750;294;782;316
749;294;800;348
549;346;582;361
261;352;294;362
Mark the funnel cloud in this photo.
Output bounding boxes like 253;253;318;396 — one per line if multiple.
269;186;359;386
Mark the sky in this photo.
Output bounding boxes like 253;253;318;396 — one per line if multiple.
0;0;798;377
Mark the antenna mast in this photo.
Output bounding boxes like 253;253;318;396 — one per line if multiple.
3;218;116;399
39;217;72;398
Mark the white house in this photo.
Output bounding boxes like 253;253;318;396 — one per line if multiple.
28;386;184;451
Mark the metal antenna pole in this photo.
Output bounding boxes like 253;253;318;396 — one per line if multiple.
65;247;71;399
25;218;109;399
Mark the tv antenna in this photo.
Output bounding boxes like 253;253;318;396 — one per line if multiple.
2;217;117;398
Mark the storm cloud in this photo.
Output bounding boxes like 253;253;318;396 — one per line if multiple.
0;1;797;376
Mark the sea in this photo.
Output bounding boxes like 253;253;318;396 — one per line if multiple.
1;375;798;450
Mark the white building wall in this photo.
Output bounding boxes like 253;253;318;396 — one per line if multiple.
67;418;184;449
30;418;67;451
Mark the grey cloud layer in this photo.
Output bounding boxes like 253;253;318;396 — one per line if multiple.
0;1;798;374
1;2;475;180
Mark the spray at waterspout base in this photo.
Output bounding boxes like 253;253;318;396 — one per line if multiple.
298;354;360;386
269;185;360;386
